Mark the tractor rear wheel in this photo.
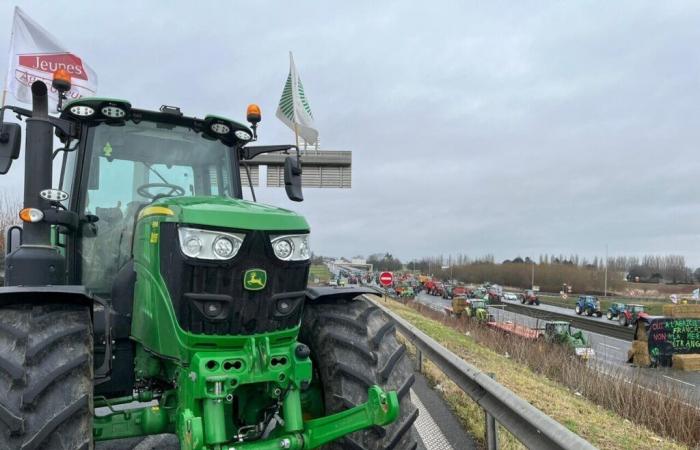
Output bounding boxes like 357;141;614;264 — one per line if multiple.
300;296;418;450
575;305;581;315
0;303;93;450
606;311;613;320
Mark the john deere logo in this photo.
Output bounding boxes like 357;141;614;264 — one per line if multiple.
244;269;267;291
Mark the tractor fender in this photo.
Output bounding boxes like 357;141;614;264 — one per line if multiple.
0;285;94;308
305;286;382;303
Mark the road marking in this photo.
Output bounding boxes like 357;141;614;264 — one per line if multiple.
411;389;453;450
598;343;620;350
663;375;696;388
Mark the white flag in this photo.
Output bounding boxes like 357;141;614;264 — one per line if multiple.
4;7;98;109
276;52;318;145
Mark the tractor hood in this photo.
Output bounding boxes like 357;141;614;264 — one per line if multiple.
145;196;310;231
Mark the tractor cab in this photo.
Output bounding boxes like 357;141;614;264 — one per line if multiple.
469;299;486;310
630;304;645;314
545;321;571;338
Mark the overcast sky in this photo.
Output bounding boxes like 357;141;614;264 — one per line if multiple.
2;1;700;265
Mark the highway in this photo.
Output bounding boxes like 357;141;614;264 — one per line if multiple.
412;291;700;405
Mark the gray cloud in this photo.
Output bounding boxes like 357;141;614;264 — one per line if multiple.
1;1;700;265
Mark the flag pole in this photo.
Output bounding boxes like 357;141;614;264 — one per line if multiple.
293;122;300;151
2;7;18;117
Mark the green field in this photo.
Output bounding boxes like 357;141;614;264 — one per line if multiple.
308;264;332;285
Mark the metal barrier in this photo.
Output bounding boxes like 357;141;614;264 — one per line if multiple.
366;296;597;450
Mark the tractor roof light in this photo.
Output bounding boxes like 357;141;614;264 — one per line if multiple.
234;130;251;141
19;208;44;223
210;122;231;135
204;115;253;144
52;69;72;93
246;104;261;124
69;105;95;117
63;98;132;121
101;105;126;118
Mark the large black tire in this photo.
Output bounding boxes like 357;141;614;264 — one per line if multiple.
300;297;418;450
0;303;93;450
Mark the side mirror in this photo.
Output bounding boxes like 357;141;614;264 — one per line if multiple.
0;123;21;174
5;225;22;255
284;156;303;202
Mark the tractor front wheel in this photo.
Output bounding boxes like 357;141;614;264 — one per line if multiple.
606;311;613;320
575;305;582;315
300;296;418;450
0;303;93;450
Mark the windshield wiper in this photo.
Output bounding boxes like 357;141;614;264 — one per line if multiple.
144;162;170;185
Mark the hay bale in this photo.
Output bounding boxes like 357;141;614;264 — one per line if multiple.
663;304;700;318
629;340;651;367
673;354;700;371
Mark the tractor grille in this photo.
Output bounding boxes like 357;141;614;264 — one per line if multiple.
159;223;309;335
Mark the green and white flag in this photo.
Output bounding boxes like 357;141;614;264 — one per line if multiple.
276;52;318;145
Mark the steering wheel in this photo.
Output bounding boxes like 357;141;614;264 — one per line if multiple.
137;182;186;200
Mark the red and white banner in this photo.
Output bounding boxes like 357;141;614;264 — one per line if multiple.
4;7;98;109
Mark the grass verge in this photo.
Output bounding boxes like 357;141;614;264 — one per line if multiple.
373;296;697;449
308;264;331;285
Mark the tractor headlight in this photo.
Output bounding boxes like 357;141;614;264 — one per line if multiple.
178;227;244;260
270;234;310;261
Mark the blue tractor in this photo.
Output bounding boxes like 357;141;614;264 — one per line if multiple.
574;295;603;317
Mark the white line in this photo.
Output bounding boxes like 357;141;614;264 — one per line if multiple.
410;388;453;450
598;343;620;350
663;375;696;388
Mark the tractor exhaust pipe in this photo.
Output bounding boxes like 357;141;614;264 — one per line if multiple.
22;81;53;245
4;81;66;286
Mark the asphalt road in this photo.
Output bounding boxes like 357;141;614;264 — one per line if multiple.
413;292;700;405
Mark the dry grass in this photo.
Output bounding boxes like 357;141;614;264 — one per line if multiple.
375;296;698;449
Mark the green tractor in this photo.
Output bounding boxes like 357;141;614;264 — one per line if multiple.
542;321;595;359
0;80;416;449
465;299;491;322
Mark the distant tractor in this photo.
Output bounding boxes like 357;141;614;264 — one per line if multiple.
575;295;603;317
520;290;540;306
470;287;486;299
465;299;491;322
400;287;415;298
487;285;503;303
619;304;647;327
606;302;628;320
443;285;466;300
424;280;444;296
543;321;595;359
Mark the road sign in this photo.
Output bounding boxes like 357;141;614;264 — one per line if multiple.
379;272;393;286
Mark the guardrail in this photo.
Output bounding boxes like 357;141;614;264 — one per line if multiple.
366;295;596;450
502;302;634;340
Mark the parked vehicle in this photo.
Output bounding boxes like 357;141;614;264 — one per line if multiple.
502;292;519;302
606;302;628;320
520;290;540;305
443;285;466;299
423;280;445;296
0;85;415;449
619;304;647;327
575;295;602;317
543;321;595;359
465;299;491;322
487;285;503;303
